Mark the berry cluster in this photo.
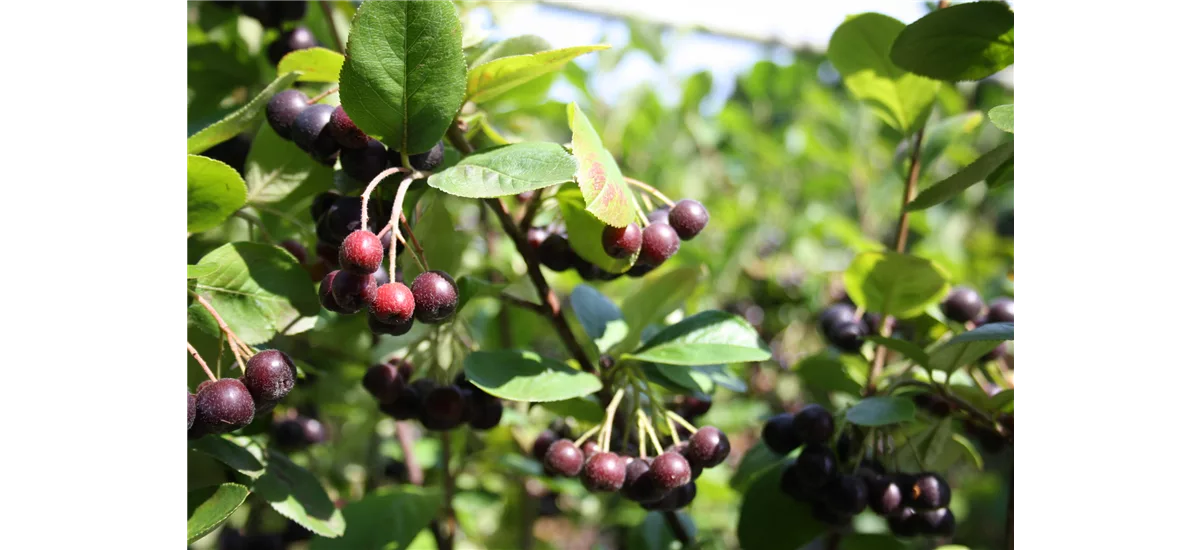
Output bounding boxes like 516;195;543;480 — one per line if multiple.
188;350;298;439
270;410;327;452
211;1;317;65
526;199;709;281
363;359;503;432
763;405;957;538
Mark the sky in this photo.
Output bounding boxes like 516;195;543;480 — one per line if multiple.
473;1;1013;110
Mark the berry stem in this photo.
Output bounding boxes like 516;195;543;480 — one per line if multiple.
666;415;681;446
215;331;226;379
189;291;249;371
307;85;340;105
387;174;429;279
187;342;217;382
362;167;402;229
663;410;699;434
600;388;626;452
637;409;664;455
573;424;603;447
624;177;675;208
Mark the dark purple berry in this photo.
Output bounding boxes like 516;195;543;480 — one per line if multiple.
762;413;802;454
601;223;642;259
685;426;730;468
533;430;560;461
300;416;326;444
371;282;415;329
652;481;697;511
792;404;834;445
825;474;869;515
668;199;708;240
187;393;197;430
266;89;310;139
581;451;626;492
811;501;854;527
537;233;574;272
621;457;665;502
867;475;904;516
678;395;712;419
793;444;837;487
319;271;350;313
362;363;403;403
888;507;920;537
580;440;601;461
780;460;822;502
905;473;951;510
331;270;378;312
914;508;955;537
243;350;297;404
420;386;467;431
468;392;503;430
647;205;670;225
940;286;983;323
411;270;458;324
290;103;339;158
827;319;867;353
379;386;421;420
649;452;691;491
195;378;256;434
408;142;445;171
638;223;680;268
543;439;584;477
341;138;390;183
329;105;368;149
279;239;308;264
625;263;655;278
818;303;857;337
272;419;308;451
268;26;318;65
986;297;1014;324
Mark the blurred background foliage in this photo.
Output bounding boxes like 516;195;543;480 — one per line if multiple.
188;1;1013;549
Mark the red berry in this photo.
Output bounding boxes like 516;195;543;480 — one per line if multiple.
543;440;584;477
339;230;384;275
638;223;680;267
649;452;691;491
581;452;626;492
329;105;368;149
668;199;709;240
420;386;467;431
371;282;416;328
331;270;378;312
621;457;665;502
319;271;352;314
601;223;642;259
533;430;559;461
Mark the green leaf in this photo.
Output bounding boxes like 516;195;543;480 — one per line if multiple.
989;104;1014;133
827;13;939;134
647;363;715;394
189;242;320;345
694;364;748;393
455;275;507;312
951;434;985;470
310;487;440;550
569;284;628;353
737;461;823;550
538;397;605;423
796;355;863;395
986;156;1014;189
187;71;301;154
898;111;984;174
922;417;955;466
557;186;637;274
244;123;333;205
843;251;951;318
467;45;608;104
402;194;468;282
277;47;345;83
469;35;551;68
729;442;788;492
620;265;703;343
187;155;247;233
845;396;916;427
567;103;638;227
866;335;930;367
990;388;1014;411
464;350;603;402
906;140;1014;211
187;264;219;279
427;142;576;198
339;0;466;154
928;322;1013;372
187;483;250;543
190;435;265;477
890;1;1015;81
630;310;771;366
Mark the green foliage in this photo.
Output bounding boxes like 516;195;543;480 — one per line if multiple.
464;349;603;401
187;72;301;154
428;142;576;198
244;124;333;205
630;310;771;366
843;251;951;318
567;103;640;227
310;488;441;550
278;47;345;83
890;1;1015;81
187;483;250;543
737;461;823;549
467;44;609;104
907;140;1015;210
928;322;1013;372
569;284;628;353
845;396;917;426
989;104;1014;133
187;155;247;233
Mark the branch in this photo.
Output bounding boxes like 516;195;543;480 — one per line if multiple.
187;342;217;382
499;293;544;313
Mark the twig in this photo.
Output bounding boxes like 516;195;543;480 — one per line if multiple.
388;175;428;279
188;342;217;382
518;189;544;233
318;1;344;54
499;293;544;313
624;177;675;208
664;410;699;434
601;389;626;451
307;85;340;105
190;292;250;372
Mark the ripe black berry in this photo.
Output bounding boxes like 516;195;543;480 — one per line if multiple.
243;350;297;404
341;138;390;183
986;297;1014;324
319;271;349;313
300;417;325;444
371;282;415;329
537;233;574;272
825;474;868;515
819;303;856;337
792;404;835;445
290;103;339;158
420;386;467;431
810;501;853;527
195;378;256;434
379;386;421;420
266;89;310;139
653;481;697;510
762;413;802;454
411;270;458;324
905;473;951;510
468;392;503;430
279;239;308;264
685;426;730;468
867;475;904;516
888;507;920;537
331;270;378;312
532;430;560;461
912;392;953;417
581;452;626;492
272;419;309;451
827;320;867;353
678;395;712;419
362;363;403;403
780;460;822;502
409;142;445;171
526;227;549;252
318;196;384;246
624;263;655;278
668;199;709;240
940;286;983;323
329;105;368;149
649;452;691;491
267;26;318;65
311;192;339;223
601;223;642;259
368;314;408;336
793;444;837;488
621;457;665;502
914;508;955;537
638;222;680;268
543;439;584;477
188;392;196;430
647;205;670;225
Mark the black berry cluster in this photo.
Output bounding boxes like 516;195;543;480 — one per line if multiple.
271;410;327;452
212;2;318;65
763;404;957;538
364;359;503;432
817;300;880;354
940;287;1015;327
527;199;708;281
188;350;298;439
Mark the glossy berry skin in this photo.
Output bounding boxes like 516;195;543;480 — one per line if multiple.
526;227;549;251
188;393;196;430
915;508;955;536
818;303;857;337
649;452;692;491
266;90;310;139
940;286;984;323
581;452;626;492
793;444;837;488
647;205;670;225
906;473;951;510
409;142;445;171
638;223;680;267
543;439;585;477
580;440;601;461
411;271;458;324
368;314;408;336
679;395;712;419
268;26;318;65
340;230;384;275
468;393;503;430
379;387;421;420
826;474;869;515
792;404;835;445
986;297;1014;324
362;363;403;403
762;413;802;454
810;501;853;527
622;457;665;502
867;475;904;516
317;196;385;246
686;426;730;468
291;103;339;158
341;139;390;183
888;508;920;537
532;430;560;461
329;105;368;149
371;282;416;328
299;417;326;444
827;320;867;353
317;270;352;313
419;386;467;431
311;192;340;223
537;233;574;272
668;199;709;240
243;350;297;404
643;482;697;511
601;223;642;259
780;460;822;503
195;379;256;434
331;270;378;312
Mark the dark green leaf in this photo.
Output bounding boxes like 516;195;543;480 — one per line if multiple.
187;450;228;491
569;284;628;353
845;396;916;427
187;155;247;233
628;511;696;550
538;397;605;423
467;45;608;104
922;417;955;467
187;483;250;543
469;35;551;68
557;186;636;274
427;142;576;198
694;364;748;393
737;461;823;550
986;156;1014;189
189;242;320;345
464;350;603;402
928;322;1013;372
952;434;985;470
310;488;439;550
827;13;939;134
729;442;788;492
989;104;1014;133
567;103;638;227
187;72;301;154
278;47;345;83
339;0;466;154
890;1;1015;81
796;355;862;395
631;310;771;366
402;194;468;282
647;363;715;394
244;124;333;205
190;435;265;477
866;335;930;367
906;141;1015;211
620;265;703;345
990;388;1014;411
843;251;951;318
